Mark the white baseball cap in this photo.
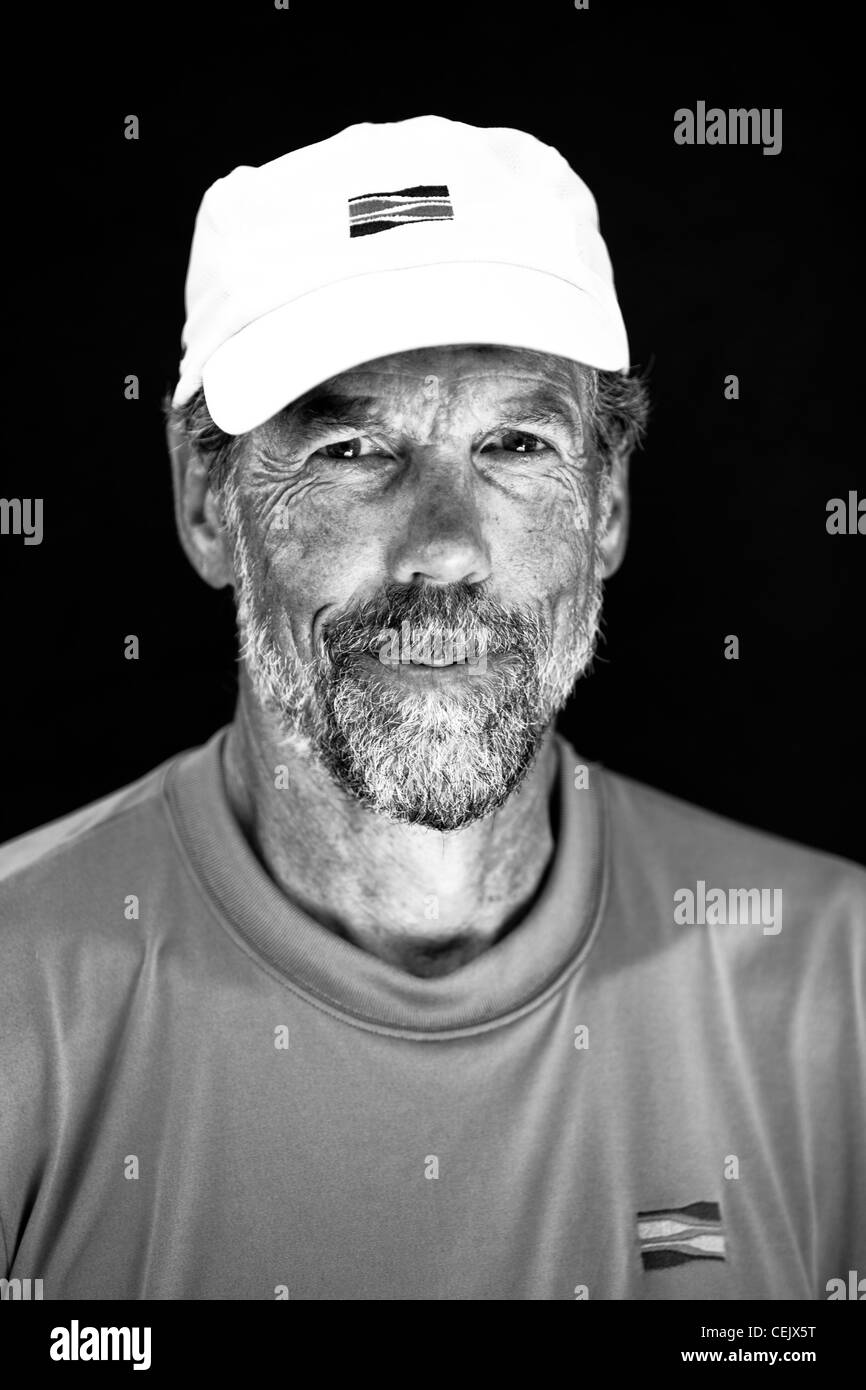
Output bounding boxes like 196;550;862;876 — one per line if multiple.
173;114;630;435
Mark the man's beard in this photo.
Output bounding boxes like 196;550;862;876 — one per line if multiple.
221;480;610;832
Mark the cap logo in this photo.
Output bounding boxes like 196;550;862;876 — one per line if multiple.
348;184;454;238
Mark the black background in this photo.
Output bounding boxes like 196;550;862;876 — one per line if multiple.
3;2;863;861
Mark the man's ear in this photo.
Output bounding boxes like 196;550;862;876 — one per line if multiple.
166;419;235;589
598;448;630;579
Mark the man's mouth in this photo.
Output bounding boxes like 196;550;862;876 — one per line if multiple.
352;628;494;675
365;628;492;671
376;649;465;669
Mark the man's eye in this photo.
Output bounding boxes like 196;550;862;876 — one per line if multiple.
482;430;550;455
317;437;389;461
319;437;366;460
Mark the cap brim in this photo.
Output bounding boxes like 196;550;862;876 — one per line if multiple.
199;261;629;435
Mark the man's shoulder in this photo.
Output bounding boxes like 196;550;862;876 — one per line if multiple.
595;757;866;932
1;760;171;884
0;741;208;941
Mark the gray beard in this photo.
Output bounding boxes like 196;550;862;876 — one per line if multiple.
222;480;609;832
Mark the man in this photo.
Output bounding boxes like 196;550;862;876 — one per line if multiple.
1;116;863;1301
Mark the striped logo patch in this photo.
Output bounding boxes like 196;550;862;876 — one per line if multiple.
348;184;454;238
637;1201;725;1270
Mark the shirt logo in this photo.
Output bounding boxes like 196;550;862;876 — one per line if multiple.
637;1201;725;1270
348;185;454;238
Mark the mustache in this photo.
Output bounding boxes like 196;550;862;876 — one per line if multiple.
320;582;550;661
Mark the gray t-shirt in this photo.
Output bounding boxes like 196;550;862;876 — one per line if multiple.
1;727;864;1299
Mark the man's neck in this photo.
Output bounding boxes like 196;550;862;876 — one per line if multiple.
221;695;571;978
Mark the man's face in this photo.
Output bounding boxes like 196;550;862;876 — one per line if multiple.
220;344;617;830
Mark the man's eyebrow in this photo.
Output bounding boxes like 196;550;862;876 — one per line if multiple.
274;385;583;446
495;387;582;432
280;393;387;441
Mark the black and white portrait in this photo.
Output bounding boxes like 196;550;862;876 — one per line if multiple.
1;4;863;1335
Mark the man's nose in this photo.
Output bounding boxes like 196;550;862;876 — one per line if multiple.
386;460;492;587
